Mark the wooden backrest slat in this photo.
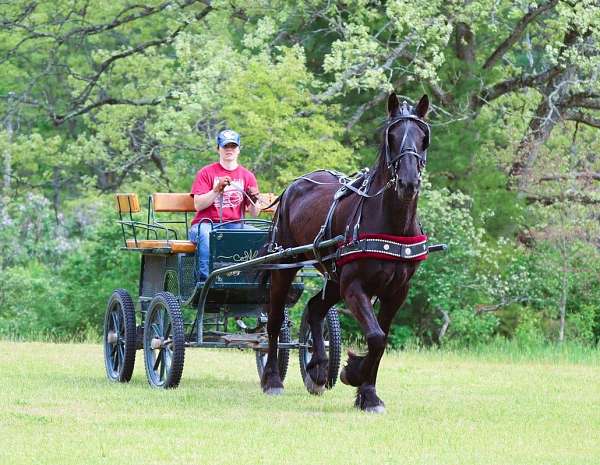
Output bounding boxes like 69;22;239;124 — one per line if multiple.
153;193;195;212
152;192;279;214
259;193;278;213
115;193;140;213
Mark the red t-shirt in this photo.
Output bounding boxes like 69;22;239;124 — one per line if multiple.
190;162;258;225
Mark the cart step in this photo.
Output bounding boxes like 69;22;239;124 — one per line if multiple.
221;333;267;346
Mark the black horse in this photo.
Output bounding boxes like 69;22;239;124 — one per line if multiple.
261;92;430;412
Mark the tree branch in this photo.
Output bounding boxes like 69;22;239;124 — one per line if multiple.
538;172;600;182
473;24;582;112
0;1;38;27
471;66;560;110
313;32;415;103
52;4;213;124
475;297;529;315
483;0;559;70
565;111;600;129
563;96;600;110
525;192;600;205
53;96;167;125
57;1;209;43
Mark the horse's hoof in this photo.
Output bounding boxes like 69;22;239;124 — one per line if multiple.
339;367;349;386
303;374;326;396
263;387;284;396
363;404;386;414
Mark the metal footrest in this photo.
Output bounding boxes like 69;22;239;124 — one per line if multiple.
221;333;267;346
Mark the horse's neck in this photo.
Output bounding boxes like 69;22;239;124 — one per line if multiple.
363;161;420;236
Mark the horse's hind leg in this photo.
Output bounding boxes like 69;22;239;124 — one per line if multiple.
303;282;340;395
261;268;297;395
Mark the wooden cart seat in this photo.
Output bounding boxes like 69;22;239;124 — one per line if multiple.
125;239;196;253
153;192;279;213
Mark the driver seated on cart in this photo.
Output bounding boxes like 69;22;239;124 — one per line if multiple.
189;129;261;282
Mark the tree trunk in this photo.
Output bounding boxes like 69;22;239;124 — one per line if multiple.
510;97;560;192
558;249;568;343
438;309;451;343
2;99;14;203
455;22;475;64
2;143;11;201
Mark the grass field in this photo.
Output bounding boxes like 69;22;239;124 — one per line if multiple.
1;342;599;465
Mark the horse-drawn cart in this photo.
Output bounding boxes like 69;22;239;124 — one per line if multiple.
104;192;342;390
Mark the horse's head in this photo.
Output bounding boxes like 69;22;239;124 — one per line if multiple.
384;92;430;198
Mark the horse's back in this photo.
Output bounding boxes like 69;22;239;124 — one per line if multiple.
276;171;341;247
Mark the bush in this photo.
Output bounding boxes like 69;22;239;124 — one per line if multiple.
0;197;138;340
513;309;545;349
566;305;597;345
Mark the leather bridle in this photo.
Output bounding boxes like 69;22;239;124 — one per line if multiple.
383;115;430;182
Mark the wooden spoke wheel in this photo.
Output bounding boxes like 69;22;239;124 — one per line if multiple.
298;306;342;389
255;310;290;382
103;289;137;383
143;292;185;389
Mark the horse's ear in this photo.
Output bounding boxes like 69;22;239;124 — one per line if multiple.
415;94;429;119
388;92;400;117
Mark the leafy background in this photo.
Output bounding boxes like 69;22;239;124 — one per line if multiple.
0;0;598;347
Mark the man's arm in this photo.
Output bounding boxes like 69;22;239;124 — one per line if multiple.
194;190;219;211
192;175;231;211
247;199;261;217
245;183;261;217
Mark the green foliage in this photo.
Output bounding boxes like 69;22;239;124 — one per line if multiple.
513;308;546;349
0;262;69;338
0;196;138;339
386;324;416;349
221;47;357;189
566;305;597;345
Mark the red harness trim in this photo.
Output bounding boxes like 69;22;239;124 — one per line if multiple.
336;233;428;267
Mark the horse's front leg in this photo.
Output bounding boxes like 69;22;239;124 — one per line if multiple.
339;283;387;412
261;268;296;395
355;287;409;408
303;282;340;395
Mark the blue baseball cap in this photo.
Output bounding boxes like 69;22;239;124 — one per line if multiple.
217;129;240;148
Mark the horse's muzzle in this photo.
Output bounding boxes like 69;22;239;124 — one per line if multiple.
397;178;420;197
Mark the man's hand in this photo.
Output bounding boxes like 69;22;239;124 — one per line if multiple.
213;176;231;193
246;186;260;204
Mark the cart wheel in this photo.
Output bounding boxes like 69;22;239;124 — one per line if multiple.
299;306;342;390
103;289;137;383
143;292;185;389
255;310;290;382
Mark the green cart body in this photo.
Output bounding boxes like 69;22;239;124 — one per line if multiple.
103;193;342;390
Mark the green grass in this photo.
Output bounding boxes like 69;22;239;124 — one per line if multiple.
1;343;599;465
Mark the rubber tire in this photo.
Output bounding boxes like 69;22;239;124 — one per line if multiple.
299;306;342;389
255;310;290;382
103;289;137;383
143;292;185;389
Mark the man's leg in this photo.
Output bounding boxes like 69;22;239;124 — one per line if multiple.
188;222;212;281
